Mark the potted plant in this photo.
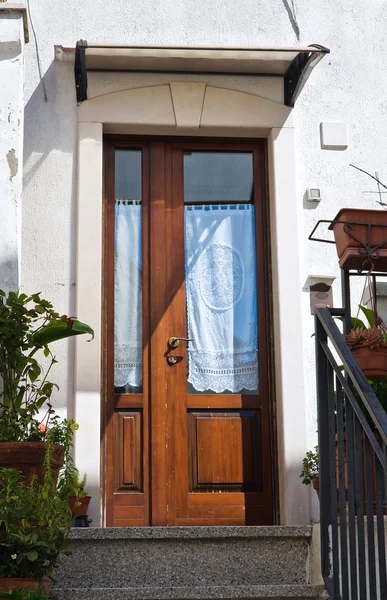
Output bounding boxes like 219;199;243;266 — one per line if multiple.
0;460;72;593
346;305;387;380
328;166;387;272
0;585;49;599
300;446;320;497
0;289;93;484
329;208;387;271
57;468;91;519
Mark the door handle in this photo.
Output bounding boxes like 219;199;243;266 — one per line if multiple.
167;336;193;349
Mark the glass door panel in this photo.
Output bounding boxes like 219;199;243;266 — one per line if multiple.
114;149;143;393
183;152;259;394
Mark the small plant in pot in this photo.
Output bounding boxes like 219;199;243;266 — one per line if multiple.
57;468;91;521
300;446;319;497
0;289;93;484
0;455;72;593
346;305;387;380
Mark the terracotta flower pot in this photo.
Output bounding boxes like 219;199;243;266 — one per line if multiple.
351;344;387;380
0;442;64;485
69;495;91;515
0;578;50;593
312;476;320;498
329;208;387;271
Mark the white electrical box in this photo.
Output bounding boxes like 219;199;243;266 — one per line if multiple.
306;188;322;202
320;122;348;149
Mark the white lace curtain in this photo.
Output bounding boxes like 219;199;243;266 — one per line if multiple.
114;202;142;388
113;202;258;392
185;204;259;393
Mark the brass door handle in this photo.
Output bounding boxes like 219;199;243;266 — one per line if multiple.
168;336;193;349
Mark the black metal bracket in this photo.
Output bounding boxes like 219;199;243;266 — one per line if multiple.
284;44;330;107
309;218;387;273
74;39;88;103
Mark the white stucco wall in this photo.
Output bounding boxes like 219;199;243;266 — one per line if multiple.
0;8;25;293
17;0;387;524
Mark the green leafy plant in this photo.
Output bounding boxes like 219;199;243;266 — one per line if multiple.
300;446;319;485
0;289;93;443
57;467;88;502
0;586;50;599
0;462;72;580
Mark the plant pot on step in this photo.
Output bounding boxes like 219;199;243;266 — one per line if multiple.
329;208;387;271
351;344;387;380
69;495;91;516
312;476;320;498
0;442;64;486
0;578;50;594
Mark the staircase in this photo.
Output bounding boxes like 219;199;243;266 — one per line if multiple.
53;526;326;600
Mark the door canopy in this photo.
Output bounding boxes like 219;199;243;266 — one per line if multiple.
61;41;329;107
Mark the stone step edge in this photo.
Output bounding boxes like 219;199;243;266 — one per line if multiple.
69;526;313;541
53;584;327;599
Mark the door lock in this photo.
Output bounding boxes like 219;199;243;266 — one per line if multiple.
168;336;193;349
166;355;178;366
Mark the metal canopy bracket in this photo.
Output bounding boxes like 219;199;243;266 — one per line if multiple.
75;40;88;103
72;40;329;105
284;45;329;107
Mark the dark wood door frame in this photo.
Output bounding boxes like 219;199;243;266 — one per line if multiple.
102;136;279;526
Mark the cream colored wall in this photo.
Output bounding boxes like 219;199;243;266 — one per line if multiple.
75;77;309;526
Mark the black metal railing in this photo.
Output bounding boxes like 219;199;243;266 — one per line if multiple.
315;307;387;600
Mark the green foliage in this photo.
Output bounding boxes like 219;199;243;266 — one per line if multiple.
336;305;379;332
300;446;319;485
31;320;94;348
0;465;72;580
368;377;387;412
358;305;375;329
57;467;88;502
0;289;93;442
0;586;49;600
353;376;387;427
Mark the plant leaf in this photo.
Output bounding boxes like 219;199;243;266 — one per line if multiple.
351;316;367;330
27;550;38;561
31;320;94;347
359;305;375;328
334;315;367;330
28;363;41;383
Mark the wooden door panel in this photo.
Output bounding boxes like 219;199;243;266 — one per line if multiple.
114;411;143;492
188;411;262;492
110;407;146;525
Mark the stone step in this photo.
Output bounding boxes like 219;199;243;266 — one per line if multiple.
53;526;317;593
53;584;327;600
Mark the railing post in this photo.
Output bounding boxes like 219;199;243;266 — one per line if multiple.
341;270;351;336
315;314;335;595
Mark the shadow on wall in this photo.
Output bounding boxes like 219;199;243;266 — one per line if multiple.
23;60;77;187
281;0;300;41
0;258;18;295
23;60;79;417
23;59;78;306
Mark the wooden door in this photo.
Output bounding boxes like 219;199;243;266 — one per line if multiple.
104;139;274;526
